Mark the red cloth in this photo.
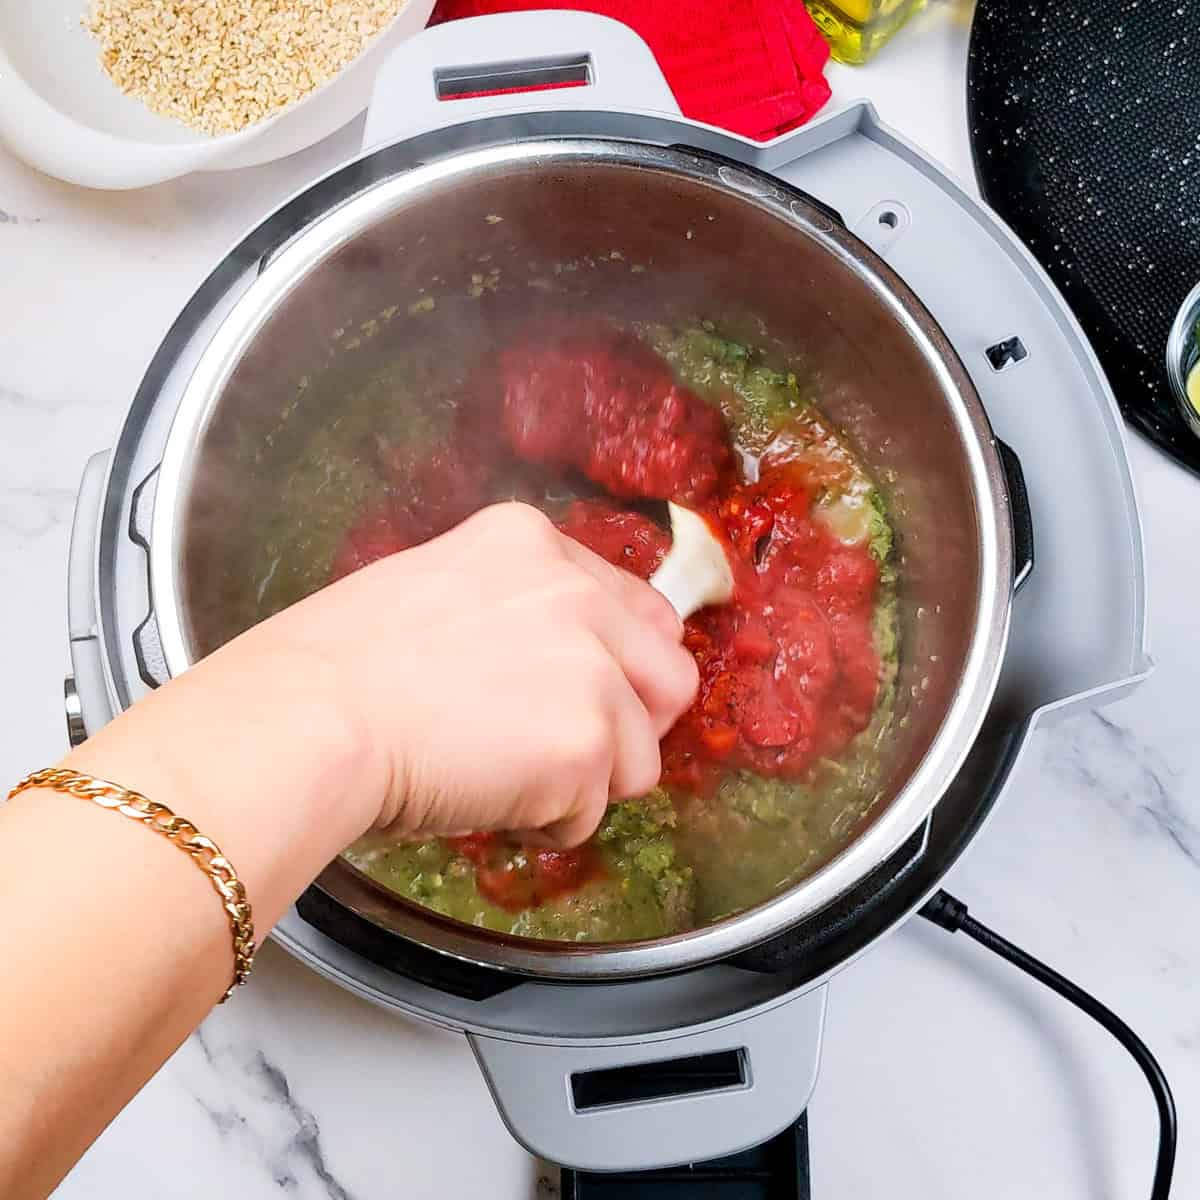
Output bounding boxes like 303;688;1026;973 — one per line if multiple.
429;1;832;141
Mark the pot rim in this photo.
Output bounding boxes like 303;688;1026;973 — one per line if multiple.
150;136;1013;979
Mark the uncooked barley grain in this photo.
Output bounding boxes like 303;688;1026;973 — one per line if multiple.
84;0;408;136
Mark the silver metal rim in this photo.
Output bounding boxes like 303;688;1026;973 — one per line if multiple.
150;136;1013;979
1166;279;1200;438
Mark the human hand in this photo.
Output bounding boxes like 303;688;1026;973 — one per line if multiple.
0;505;694;1196
256;502;698;848
0;506;700;1196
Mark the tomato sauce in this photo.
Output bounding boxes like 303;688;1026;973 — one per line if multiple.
330;440;495;580
496;328;734;504
445;833;606;912
555;499;671;578
558;468;880;795
331;325;883;909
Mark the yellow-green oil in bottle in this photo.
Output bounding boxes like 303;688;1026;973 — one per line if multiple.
804;0;927;64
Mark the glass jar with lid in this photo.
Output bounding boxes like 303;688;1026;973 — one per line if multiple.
804;0;926;64
1167;281;1200;440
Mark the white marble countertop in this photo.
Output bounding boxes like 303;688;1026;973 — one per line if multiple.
2;6;1196;1198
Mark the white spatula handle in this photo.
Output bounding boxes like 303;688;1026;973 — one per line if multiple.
649;503;735;620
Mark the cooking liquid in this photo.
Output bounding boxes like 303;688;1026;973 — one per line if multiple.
251;318;900;941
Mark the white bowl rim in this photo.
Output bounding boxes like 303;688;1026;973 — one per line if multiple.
0;0;422;152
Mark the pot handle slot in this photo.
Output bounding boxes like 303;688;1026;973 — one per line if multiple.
67;451;118;742
68;452;108;646
996;439;1034;592
362;12;680;150
127;467;170;689
468;984;825;1173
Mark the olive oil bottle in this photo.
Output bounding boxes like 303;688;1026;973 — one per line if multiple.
804;0;927;65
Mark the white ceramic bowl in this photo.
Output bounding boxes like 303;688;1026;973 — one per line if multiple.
0;0;435;189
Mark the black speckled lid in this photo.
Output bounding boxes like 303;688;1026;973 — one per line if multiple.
968;0;1200;475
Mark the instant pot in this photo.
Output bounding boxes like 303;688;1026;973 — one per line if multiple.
64;13;1149;1176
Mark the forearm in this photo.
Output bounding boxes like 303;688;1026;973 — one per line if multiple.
0;632;374;1199
0;502;695;1198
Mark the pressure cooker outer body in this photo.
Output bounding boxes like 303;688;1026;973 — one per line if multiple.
65;21;1148;1171
143;138;1017;978
70;99;1149;1001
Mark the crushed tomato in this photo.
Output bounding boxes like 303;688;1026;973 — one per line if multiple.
444;833;605;911
330;439;495;581
559;468;881;794
332;324;884;907
496;327;733;504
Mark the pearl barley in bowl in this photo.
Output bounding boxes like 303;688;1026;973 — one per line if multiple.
0;0;434;188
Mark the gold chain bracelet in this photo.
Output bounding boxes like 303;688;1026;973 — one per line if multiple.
7;767;256;1001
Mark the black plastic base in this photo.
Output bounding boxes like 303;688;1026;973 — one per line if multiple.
295;886;520;1000
560;1115;810;1199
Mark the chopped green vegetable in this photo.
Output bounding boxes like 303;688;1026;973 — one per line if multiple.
866;488;893;564
872;596;900;666
598;791;693;912
598;789;676;841
639;322;809;449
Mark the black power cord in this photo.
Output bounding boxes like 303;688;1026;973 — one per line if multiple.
921;891;1177;1200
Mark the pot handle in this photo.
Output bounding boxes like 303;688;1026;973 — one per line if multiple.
66;451;117;743
362;12;680;151
996;439;1035;591
468;984;825;1172
127;467;170;689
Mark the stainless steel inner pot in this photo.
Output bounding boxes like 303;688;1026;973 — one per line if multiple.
150;139;1013;979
